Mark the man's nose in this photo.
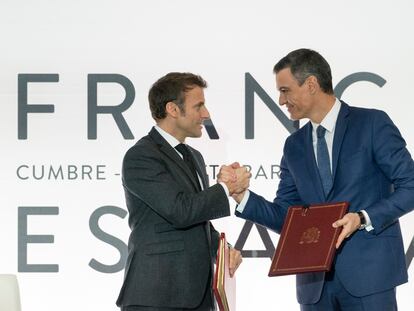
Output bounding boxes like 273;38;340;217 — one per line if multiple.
202;107;210;119
279;94;287;106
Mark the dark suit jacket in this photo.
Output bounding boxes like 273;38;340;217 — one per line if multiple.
116;127;230;308
236;102;414;304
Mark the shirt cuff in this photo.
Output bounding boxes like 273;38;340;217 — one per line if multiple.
235;190;250;213
361;209;374;232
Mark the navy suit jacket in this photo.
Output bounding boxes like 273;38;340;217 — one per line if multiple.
236;102;414;304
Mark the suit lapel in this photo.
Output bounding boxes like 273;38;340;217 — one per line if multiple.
331;102;350;185
191;150;209;189
148;127;201;191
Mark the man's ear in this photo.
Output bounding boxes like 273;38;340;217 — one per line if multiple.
165;101;179;118
306;75;318;95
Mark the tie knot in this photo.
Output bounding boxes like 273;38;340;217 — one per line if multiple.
175;143;189;157
316;125;326;139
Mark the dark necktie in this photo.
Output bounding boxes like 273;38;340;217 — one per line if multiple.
316;125;333;197
175;143;201;191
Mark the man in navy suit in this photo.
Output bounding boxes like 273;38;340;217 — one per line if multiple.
229;49;414;310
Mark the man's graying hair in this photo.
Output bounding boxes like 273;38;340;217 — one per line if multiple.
273;48;334;95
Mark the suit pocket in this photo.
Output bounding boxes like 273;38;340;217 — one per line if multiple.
144;239;185;255
362;222;400;239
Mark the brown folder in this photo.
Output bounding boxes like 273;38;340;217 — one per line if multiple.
213;233;236;311
268;202;349;277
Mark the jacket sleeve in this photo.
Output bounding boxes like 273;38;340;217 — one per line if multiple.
122;145;230;229
365;110;414;234
236;154;303;233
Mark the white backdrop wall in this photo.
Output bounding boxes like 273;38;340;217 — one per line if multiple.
1;1;413;310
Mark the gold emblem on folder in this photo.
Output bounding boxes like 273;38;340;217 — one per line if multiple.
299;227;320;244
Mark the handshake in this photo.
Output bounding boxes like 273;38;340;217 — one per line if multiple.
217;162;252;203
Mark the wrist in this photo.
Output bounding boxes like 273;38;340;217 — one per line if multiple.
233;191;245;203
357;211;366;230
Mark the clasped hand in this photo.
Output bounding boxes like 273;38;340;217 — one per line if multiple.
217;162;251;202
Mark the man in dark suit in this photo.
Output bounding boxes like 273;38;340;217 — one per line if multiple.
227;49;414;310
116;72;248;311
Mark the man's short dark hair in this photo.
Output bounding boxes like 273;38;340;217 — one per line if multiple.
273;48;334;94
148;72;207;120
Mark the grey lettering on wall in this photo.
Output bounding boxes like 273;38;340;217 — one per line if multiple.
245;72;299;139
334;72;386;98
89;206;128;273
18;206;59;272
204;119;219;139
234;221;275;259
18;74;59;139
88;74;135;139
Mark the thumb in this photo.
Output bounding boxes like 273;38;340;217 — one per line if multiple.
230;162;241;169
332;218;346;228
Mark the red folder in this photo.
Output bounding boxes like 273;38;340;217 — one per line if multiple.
269;202;349;276
213;233;236;311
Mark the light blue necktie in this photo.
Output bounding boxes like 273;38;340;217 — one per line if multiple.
316;125;333;197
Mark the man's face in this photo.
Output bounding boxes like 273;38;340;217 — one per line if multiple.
276;68;313;120
175;86;210;141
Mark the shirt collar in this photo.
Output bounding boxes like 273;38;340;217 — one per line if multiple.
154;125;182;148
311;98;341;133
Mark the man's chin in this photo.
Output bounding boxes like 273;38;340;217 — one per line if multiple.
289;114;300;121
188;131;203;138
